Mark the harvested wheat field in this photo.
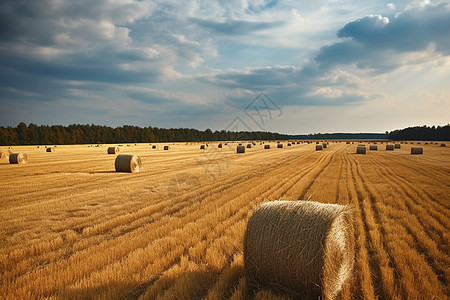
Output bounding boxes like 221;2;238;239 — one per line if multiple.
0;142;449;299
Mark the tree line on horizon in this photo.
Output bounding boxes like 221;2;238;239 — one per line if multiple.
0;122;448;146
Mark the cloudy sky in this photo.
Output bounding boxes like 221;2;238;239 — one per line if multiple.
0;0;449;134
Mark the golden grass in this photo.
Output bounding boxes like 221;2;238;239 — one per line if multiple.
0;142;449;299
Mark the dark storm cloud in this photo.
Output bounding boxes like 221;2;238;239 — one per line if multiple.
315;3;450;70
190;18;284;35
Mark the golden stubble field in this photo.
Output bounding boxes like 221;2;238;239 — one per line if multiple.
0;142;449;299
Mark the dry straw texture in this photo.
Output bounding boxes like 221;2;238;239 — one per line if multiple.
369;145;378;151
107;146;120;154
244;200;355;300
411;147;423;155
386;144;394;151
115;154;142;173
316;144;323;151
264;145;270;149
357;146;366;154
237;145;245;153
9;153;28;164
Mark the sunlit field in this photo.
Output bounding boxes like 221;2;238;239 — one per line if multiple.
0;141;449;299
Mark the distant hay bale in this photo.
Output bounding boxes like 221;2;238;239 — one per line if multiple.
358;144;365;147
395;144;401;149
200;145;206;149
152;145;157;149
369;145;377;151
115;154;142;173
164;146;169;150
316;145;323;151
441;143;446;147
287;143;292;146
107;146;120;154
247;144;252;148
322;143;327;149
411;147;423;155
277;144;283;148
9;153;28;164
244;200;354;300
346;142;350;144
356;146;366;154
218;143;223;148
264;145;270;149
237;145;245;153
316;141;319;144
386;144;394;151
46;147;55;152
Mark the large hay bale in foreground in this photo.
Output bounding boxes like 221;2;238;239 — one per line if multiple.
356;146;366;154
107;146;120;154
237;145;245;153
386;144;394;151
115;154;142;173
394;144;401;149
264;145;270;149
9;153;28;164
369;145;377;151
316;144;323;151
244;201;354;300
411;147;423;155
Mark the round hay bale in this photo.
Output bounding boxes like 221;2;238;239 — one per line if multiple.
244;201;354;299
386;144;394;151
200;145;206;149
115;154;142;173
411;147;423;155
9;153;28;164
218;143;223;148
287;143;292;146
152;145;157;149
164;146;169;150
247;144;252;148
356;146;366;154
322;143;327;148
316;144;323;151
46;147;55;152
277;144;283;148
107;146;120;154
264;145;270;149
346;141;350;144
237;145;245;153
441;143;446;147
369;145;377;151
394;144;401;149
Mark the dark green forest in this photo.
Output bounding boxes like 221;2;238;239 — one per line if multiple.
388;125;450;141
0;122;448;145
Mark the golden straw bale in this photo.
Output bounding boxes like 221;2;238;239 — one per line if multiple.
115;154;142;173
316;144;323;151
107;146;120;154
411;147;423;155
244;200;354;300
9;153;28;164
